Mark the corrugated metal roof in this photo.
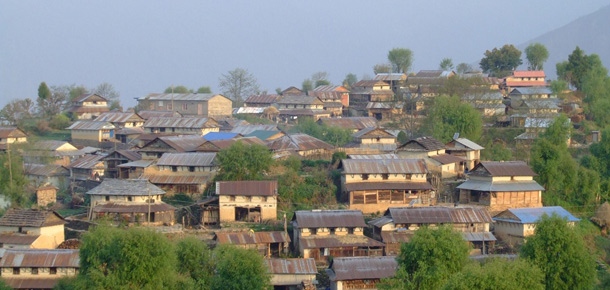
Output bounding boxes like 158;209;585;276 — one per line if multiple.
24;163;69;177
345;182;433;192
244;130;282;141
348;153;401;160
388;206;493;224
342;159;427;174
524;118;555;129
0;127;27;138
140;93;228;102
231;124;278;135
197;137;267;152
457;179;545;192
118;160;154;168
352;127;395;139
374;73;407;81
0;249;79;268
414;70;453;78
352;80;388;87
143;174;210;185
87;179;165;196
509;86;553;96
3;278;62;289
461;91;503;101
265;258;317;275
293;210;366;228
235;107;266;114
368;216;394;228
299;235;384;249
471;161;537;177
140;135;207;153
429;154;464;165
0;209;64;228
278;109;331;116
277;95;323;105
93;202;175;213
512;71;546;78
450;138;485;151
68;154;105;169
328;256;397;281
245;94;282;104
461;232;496;242
144;117;219;129
318;117;378;130
0;234;40;245
93;112;144;123
72;93;107;103
114;150;141;161
494;206;579;224
138;110;182;120
365;102;402;109
380;231;413;244
203;132;240;141
66;120;115;130
215;231;289;245
157;152;216;167
397;136;445;151
266;134;334;152
216;180;278;196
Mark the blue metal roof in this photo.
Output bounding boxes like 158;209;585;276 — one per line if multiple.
203;132;239;141
493;206;579;224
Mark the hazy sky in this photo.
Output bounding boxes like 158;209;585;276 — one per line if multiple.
1;0;609;108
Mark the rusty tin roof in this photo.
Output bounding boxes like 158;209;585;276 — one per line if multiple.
0;249;79;268
216;180;278;196
471;161;537;177
266;133;334;151
388;206;493;224
342;159;427;174
157;152;216;167
215;231;289;245
143;117;219;129
265;258;317;275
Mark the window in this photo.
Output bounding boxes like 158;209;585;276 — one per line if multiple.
158;101;164;106
172;166;178;172
13;268;19;275
189;166;195;172
31;268;38;275
159;128;166;132
105;196;110;201
382;174;389;180
18;227;23;233
128;196;133;202
362;174;369;180
50;268;57;275
230;196;235;201
183;103;188;110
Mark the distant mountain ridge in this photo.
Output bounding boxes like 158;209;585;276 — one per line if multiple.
518;4;610;78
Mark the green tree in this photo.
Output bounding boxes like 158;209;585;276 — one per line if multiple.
521;215;596;290
69;85;89;101
211;245;271;290
0;149;30;207
443;258;544;290
479;44;523;77
549;80;569;98
315;79;330;88
373;63;392;74
388;48;414;73
342;73;358;89
197;86;212;94
397;131;409;144
380;226;470;290
581;63;610;126
218;68;260;105
525;43;549;71
176;236;213;289
216;142;273;181
456;63;473;74
302;79;313;93
439;58;454;71
557;46;606;91
294;119;352;146
423;95;483;143
49;114;71;130
38;82;52;100
164;85;192;94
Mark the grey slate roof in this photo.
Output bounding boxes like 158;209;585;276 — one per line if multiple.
457;179;545;192
86;179;165;196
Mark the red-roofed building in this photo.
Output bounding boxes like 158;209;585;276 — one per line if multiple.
503;71;547;90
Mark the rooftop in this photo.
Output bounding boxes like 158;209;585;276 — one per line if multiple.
342;159;427;174
387;206;493;224
292;210;366;228
215;231;289;245
327;256;397;281
139;93;229;102
265;258;317;275
86;179;165;196
216;180;278;196
0;209;65;228
157;152;216;167
494;206;579;224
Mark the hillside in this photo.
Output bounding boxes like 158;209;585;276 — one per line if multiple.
518;4;610;78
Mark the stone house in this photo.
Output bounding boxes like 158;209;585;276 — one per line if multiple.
326;256;397;290
291;210;384;263
0;249;79;289
493;206;578;245
445;137;484;171
340;158;434;213
0;209;65;249
214;231;289;257
36;186;58;207
396;136;465;179
137;93;232;117
266;258;317;290
216;180;278;223
457;161;544;213
86;179;176;225
24;164;70;190
142;152;217;194
67;93;109;120
369;206;495;255
143;117;220;136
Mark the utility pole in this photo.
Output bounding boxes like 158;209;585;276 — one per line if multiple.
7;142;13;187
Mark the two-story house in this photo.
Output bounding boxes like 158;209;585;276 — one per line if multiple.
0;127;27;151
457;161;544;213
0;249;79;289
214;231;289;257
493;206;578;245
341;158;434;213
291;210;384;263
244;93;283;107
396;136;465;179
369;206;495;255
143;117;220;136
68;93;109;120
347;127;398;152
139;135;207;159
137;93;232;117
142;152;217;194
326;256;397;290
93;111;145;128
445;137;484;171
102;150;142;179
309;85;350;116
68;154;105;181
66;120;116;146
86;179;176;225
276;95;331;122
503;71;547;90
0;209;65;249
349;80;395;111
461;91;505;116
266;133;334;160
216;180;278;223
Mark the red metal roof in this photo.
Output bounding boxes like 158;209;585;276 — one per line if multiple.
216;180;278;196
512;71;546;78
215;231;289;245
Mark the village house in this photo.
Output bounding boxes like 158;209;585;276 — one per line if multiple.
365;101;404;121
66;120;116;146
326;256;397;290
493;206;578;245
457;161;544;213
405;70;456;97
281;86;305;96
309;85;350;116
143;117;220;135
67;154;105;181
265;258;318;290
396;136;465;179
141;152;217;194
349;80;395;111
67;93;109;120
292;210;384;263
503;70;547;90
114;127;145;144
196;137;267;152
216;180;278;223
0;249;79;290
244;93;283;107
317;117;378;133
24;163;70;190
276;95;331;123
374;73;408;93
341;158;434;213
102;150;141;179
36;185;58;207
346;127;397;152
136;93;232;117
139;135;207;159
116;160;154;179
243;130;285;142
22;141;82;166
0;209;65;249
216;118;250;132
445;137;484;171
515;118;558;147
93;111;145;128
508;86;554;102
214;231;289;257
369;207;495;255
461;91;506;116
87;179;176;225
266;133;334;159
0;127;27;151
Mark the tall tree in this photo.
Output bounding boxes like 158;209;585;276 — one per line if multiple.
342;73;358;89
456;63;473;74
373;63;392;74
443;258;544;290
301;79;313;93
521;215;596;290
164;85;192;94
197;86;212;94
388;48;414;73
556;46;605;91
439;58;454;71
38;85;69;117
69;85;89;102
0;98;35;124
423;95;483;143
37;82;51;100
479;44;523;77
379;226;470;290
524;43;549;71
211;246;271;290
176;236;214;289
216;142;273;181
94;82;120;100
218;68;260;105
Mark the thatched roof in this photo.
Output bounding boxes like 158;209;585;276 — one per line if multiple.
592;202;610;227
